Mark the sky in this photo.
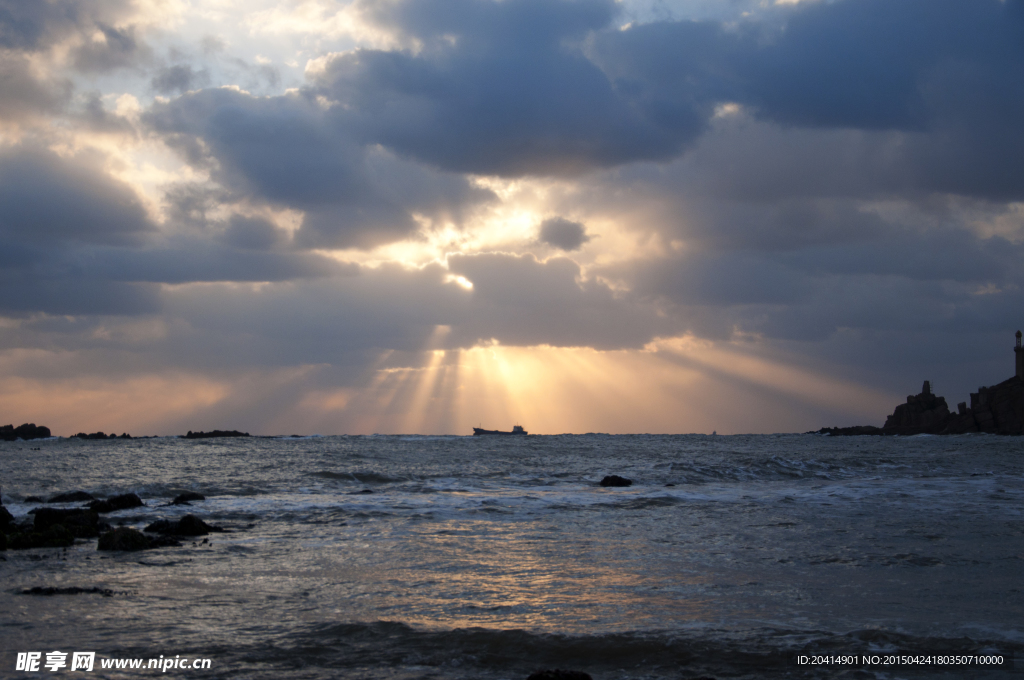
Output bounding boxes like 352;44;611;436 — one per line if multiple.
1;0;1022;435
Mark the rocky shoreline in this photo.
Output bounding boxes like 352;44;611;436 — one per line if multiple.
817;376;1024;436
0;490;225;552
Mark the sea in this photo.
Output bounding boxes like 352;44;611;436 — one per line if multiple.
1;433;1022;679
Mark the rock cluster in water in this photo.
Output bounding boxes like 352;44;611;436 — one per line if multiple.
184;430;250;438
71;431;132;440
0;423;51;441
1;489;225;552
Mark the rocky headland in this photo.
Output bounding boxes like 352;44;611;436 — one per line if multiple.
818;377;1024;436
817;330;1024;436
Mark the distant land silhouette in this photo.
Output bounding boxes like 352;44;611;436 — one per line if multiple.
8;333;1024;439
184;430;251;439
817;331;1024;436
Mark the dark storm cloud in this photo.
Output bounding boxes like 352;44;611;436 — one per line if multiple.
0;0;144;121
538;217;591;251
144;87;494;248
619;219;1024;344
0;277;160;316
298;0;1024;185
0;0;84;50
80;92;135;133
0;0;140;58
222;214;285;251
0;144;347;316
0;145;150;245
593;0;1024;198
312;0;692;176
151;64;210;94
71;24;148;73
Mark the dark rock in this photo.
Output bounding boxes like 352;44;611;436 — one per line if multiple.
71;431;119;440
97;527;151;551
812;426;884;436
24;496;44;503
47;491;96;503
0;423;52;441
33;508;100;538
943;376;1024;435
0;504;14;531
184;430;250;439
7;525;74;549
882;381;952;435
825;343;1024;435
172;492;205;505
21;586;114;596
144;514;224;536
527;671;593;680
118;433;132;439
599;475;632;487
88;493;144;513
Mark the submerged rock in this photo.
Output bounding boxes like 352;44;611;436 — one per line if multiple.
599;475;632;487
144;514;224;536
527;671;593;680
97;527;150;551
88;493;144;513
33;508;101;538
21;586;115;596
7;525;74;549
812;426;884;436
47;491;96;503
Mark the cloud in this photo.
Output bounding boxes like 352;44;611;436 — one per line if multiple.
538;217;591;251
71;23;148;73
145;87;494;248
151;64;210;94
312;0;693;176
0;53;71;121
593;0;1024;199
3;0;1024;433
0;144;151;246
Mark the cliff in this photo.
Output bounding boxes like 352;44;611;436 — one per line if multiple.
820;377;1024;436
940;376;1024;435
881;381;953;435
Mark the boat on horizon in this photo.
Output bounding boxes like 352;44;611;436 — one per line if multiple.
472;425;528;436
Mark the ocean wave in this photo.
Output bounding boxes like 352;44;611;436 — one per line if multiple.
228;621;1023;680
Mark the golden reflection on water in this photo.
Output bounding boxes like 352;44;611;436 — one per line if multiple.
310;516;734;632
